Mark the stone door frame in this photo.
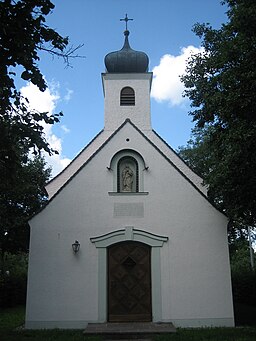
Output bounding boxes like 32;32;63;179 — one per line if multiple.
91;226;168;322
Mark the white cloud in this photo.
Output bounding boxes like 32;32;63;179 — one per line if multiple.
21;81;59;113
61;125;70;133
64;88;74;102
20;82;71;177
151;45;204;106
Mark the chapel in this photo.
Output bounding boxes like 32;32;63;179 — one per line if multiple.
25;21;234;329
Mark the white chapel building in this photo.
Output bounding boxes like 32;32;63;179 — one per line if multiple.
25;27;234;329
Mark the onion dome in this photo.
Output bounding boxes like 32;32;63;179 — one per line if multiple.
104;30;149;73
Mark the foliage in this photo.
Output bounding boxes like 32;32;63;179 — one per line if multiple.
234;303;256;327
229;237;256;307
0;0;68;165
0;253;28;308
178;125;217;185
229;238;254;274
179;0;256;309
0;306;25;331
181;0;256;226
0;0;82;255
0;155;51;255
232;270;256;306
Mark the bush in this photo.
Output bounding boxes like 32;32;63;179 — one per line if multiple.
229;239;256;306
232;270;256;306
0;252;28;307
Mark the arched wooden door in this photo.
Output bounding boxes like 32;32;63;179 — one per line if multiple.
108;241;152;322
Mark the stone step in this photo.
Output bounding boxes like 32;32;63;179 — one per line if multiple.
83;322;176;339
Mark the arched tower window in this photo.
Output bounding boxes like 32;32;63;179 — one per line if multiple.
120;87;135;106
117;156;138;192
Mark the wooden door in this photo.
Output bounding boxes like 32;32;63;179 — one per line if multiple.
108;241;152;322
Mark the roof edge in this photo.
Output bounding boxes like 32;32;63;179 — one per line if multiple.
33;119;226;221
46;129;104;188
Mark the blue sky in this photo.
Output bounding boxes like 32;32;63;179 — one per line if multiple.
20;0;228;176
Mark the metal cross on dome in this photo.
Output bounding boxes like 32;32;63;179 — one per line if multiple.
120;14;133;30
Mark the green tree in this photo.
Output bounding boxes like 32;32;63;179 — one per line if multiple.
0;155;51;255
229;238;254;274
229;236;256;307
0;252;28;307
0;0;66;166
181;0;256;226
0;0;83;171
0;0;82;254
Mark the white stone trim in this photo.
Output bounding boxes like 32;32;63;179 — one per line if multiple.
90;227;168;247
90;227;168;322
109;149;147;193
98;248;107;322
151;247;162;322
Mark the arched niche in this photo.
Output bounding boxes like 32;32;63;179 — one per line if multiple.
109;149;148;193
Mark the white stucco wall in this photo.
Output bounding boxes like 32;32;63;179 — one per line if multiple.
102;73;152;131
26;122;234;329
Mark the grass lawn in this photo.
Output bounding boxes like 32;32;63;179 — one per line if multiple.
1;306;256;341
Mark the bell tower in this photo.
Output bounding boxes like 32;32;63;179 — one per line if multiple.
102;16;153;131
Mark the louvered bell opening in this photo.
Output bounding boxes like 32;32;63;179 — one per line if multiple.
120;87;135;106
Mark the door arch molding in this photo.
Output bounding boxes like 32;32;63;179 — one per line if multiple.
91;227;168;322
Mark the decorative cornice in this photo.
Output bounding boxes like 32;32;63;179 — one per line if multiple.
90;226;168;248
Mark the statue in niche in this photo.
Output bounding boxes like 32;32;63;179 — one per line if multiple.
122;165;134;192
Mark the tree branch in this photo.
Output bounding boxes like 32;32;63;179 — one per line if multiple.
38;44;85;67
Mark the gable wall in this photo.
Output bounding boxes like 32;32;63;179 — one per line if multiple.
26;123;233;328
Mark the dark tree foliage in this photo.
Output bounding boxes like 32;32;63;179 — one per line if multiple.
0;155;51;254
0;0;81;254
0;0;69;166
181;0;256;226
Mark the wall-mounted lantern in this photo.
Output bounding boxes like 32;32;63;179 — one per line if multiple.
72;240;80;253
